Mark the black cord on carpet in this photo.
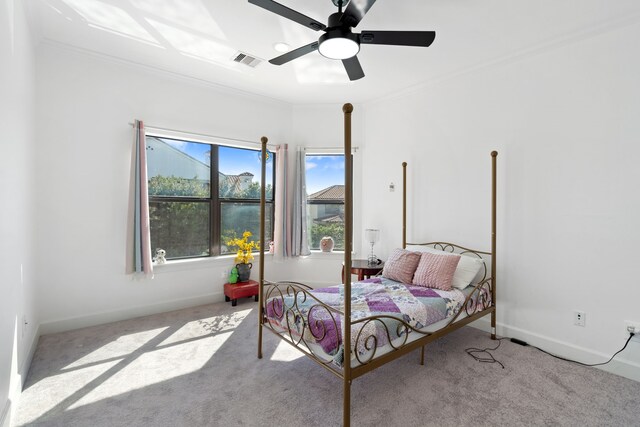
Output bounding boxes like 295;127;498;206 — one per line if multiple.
525;332;635;367
465;333;635;369
465;337;507;369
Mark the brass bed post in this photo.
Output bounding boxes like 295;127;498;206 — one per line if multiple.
343;103;353;427
402;162;407;249
258;136;268;359
404;162;423;363
490;151;498;340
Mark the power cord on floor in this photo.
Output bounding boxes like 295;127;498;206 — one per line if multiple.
518;332;635;367
465;337;508;369
465;332;636;369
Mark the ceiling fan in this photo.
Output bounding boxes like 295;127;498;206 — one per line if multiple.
248;0;436;81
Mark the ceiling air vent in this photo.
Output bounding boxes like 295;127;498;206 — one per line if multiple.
232;52;262;68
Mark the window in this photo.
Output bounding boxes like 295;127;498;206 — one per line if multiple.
146;136;274;260
305;154;345;251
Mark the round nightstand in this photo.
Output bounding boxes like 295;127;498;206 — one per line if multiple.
342;259;385;282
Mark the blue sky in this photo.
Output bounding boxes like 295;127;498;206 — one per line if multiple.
163;138;273;184
162;138;342;193
306;155;344;194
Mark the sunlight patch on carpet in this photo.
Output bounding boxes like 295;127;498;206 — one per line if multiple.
62;327;169;370
19;360;121;424
270;339;305;362
67;331;233;410
159;308;252;346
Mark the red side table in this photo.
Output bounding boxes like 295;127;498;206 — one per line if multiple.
224;280;259;307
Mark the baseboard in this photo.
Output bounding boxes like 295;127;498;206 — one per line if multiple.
40;291;224;335
20;323;40;389
470;318;640;383
1;399;11;427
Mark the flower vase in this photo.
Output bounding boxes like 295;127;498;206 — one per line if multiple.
320;236;334;252
236;263;252;282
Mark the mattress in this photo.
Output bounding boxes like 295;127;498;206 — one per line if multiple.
264;276;490;367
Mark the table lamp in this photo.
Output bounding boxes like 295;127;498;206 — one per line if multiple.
365;228;380;265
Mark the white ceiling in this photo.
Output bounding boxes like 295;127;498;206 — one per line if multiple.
26;0;640;104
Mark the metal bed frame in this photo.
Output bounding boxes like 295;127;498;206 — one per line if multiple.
256;103;498;427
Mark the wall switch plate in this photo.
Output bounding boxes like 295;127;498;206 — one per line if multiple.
573;310;586;327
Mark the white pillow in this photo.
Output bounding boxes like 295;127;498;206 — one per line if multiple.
405;245;484;289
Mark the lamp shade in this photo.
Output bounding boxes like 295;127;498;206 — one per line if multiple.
365;228;380;243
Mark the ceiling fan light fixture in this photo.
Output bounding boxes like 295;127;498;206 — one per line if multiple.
318;32;360;60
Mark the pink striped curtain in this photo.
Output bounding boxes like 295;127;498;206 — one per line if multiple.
272;144;289;260
133;120;153;274
291;148;310;257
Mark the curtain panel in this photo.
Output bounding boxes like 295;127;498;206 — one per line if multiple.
132;120;153;275
291;148;310;257
272;144;289;261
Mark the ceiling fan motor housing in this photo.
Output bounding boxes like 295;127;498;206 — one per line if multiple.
318;12;360;59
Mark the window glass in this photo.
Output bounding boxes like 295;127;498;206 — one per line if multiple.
219;146;273;199
149;201;210;258
146;135;275;261
306;155;345;251
147;137;210;198
220;203;273;255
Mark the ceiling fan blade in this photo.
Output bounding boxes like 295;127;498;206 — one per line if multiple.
340;0;377;28
359;30;436;47
248;0;326;31
342;56;365;81
269;42;319;65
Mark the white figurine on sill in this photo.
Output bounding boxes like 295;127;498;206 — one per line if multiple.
154;248;166;265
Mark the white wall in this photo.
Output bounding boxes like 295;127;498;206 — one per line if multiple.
362;21;640;379
34;44;294;332
0;0;38;424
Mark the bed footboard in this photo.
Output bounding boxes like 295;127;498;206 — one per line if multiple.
262;280;346;375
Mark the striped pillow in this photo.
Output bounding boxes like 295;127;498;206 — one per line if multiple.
413;252;461;291
382;248;421;284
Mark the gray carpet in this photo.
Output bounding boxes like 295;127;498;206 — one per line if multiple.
15;300;640;427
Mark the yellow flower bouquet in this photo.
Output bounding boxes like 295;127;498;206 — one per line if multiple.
226;231;259;264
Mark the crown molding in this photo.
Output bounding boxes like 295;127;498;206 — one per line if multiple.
38;38;293;108
370;12;640;105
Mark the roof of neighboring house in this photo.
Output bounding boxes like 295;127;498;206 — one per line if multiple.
308;185;344;201
313;213;344;224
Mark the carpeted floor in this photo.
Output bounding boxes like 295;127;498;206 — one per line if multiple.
14;300;640;427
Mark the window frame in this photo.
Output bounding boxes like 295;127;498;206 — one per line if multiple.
305;152;351;252
147;135;275;261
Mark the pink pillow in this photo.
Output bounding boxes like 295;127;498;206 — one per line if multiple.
413;252;461;291
382;248;421;284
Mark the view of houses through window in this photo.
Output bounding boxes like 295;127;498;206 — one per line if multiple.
306;154;346;251
146;136;274;260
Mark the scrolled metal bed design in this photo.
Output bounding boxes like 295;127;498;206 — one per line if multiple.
256;104;498;427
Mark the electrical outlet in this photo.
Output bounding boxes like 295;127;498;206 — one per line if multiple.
220;269;229;279
573;310;586;327
624;320;640;335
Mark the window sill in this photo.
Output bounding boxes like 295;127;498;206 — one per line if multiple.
306;251;356;260
153;253;271;273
